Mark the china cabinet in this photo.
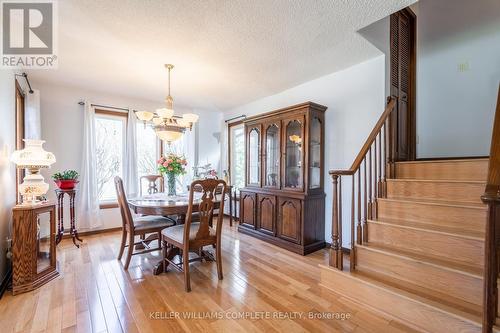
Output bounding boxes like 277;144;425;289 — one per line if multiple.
12;202;59;295
239;102;326;255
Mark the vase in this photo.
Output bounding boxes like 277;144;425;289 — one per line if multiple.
167;173;176;196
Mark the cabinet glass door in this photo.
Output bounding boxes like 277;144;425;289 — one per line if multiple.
283;118;304;190
36;211;53;274
264;124;280;187
247;127;261;186
309;116;322;189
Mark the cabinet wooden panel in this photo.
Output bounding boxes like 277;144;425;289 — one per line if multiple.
240;191;256;228
257;194;276;235
278;197;301;243
238;102;327;255
12;202;59;295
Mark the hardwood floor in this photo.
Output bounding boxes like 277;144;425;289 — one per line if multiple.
0;220;417;333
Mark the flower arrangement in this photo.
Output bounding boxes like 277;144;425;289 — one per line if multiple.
207;169;218;179
157;153;187;176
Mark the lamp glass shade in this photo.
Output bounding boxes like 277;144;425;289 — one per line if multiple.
176;118;190;128
156;130;183;143
11;139;56;168
135;111;154;122
156;108;174;119
152;117;163;126
183;113;199;123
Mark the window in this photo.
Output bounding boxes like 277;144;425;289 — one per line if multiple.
163;130;193;193
228;122;245;189
95;111;127;202
137;123;160;194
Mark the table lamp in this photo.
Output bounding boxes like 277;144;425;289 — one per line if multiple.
11;139;56;204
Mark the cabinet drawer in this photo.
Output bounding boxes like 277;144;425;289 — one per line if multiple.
239;191;256;229
257;194;276;236
277;197;302;244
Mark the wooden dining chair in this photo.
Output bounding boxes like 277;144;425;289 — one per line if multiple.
114;176;175;270
140;175;164;196
160;179;227;292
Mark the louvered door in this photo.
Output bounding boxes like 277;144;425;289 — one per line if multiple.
390;8;416;161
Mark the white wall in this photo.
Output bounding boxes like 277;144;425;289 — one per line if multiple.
358;0;500;158
33;80;222;231
416;0;500;157
0;70;17;283
224;56;386;245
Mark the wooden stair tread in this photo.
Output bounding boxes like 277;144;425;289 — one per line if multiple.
356;269;482;317
320;265;482;327
369;217;484;238
368;219;484;242
378;197;486;209
388;178;486;184
395;158;488;164
356;242;483;278
356;243;483;278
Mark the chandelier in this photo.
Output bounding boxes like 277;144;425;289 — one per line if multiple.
134;64;199;144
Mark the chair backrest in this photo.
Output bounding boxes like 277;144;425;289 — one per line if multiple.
140;175;164;196
114;176;134;231
185;179;227;244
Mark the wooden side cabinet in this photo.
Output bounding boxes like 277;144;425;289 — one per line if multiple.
12;202;59;295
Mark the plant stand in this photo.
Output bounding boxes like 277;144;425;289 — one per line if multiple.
55;188;83;247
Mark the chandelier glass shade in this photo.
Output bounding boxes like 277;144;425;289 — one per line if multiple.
134;64;198;144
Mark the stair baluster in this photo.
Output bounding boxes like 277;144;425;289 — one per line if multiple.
328;98;396;270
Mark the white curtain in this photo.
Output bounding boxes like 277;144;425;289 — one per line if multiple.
25;89;41;139
77;102;102;229
124;110;139;197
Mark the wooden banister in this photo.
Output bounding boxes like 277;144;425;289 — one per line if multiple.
328;97;396;270
329;98;396;176
482;85;500;333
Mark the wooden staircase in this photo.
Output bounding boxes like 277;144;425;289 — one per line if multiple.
321;159;488;332
323;90;500;332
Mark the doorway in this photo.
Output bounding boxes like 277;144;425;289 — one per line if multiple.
390;7;416;161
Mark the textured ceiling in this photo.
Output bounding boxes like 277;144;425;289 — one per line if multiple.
27;0;416;111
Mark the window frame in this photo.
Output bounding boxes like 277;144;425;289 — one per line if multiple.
15;80;25;204
94;109;128;209
227;120;245;190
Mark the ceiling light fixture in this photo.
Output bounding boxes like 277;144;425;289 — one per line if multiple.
134;64;198;144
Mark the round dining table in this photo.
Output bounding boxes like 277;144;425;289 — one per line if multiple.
127;193;222;274
129;193;199;223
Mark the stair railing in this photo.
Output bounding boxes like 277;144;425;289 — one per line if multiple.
482;85;500;333
328;97;396;270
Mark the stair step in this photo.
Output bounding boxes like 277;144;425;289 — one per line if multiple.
394;158;488;181
320;265;482;333
372;217;484;238
386;179;485;204
377;197;487;235
355;244;483;311
367;220;484;269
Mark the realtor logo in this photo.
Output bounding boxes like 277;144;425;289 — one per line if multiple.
1;0;58;68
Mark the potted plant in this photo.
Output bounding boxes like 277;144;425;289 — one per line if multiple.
157;153;187;196
52;170;79;189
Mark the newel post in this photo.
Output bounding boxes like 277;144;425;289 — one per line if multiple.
482;193;500;333
330;175;343;270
